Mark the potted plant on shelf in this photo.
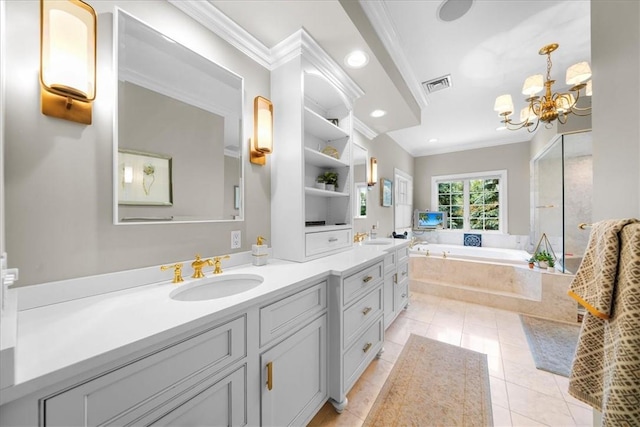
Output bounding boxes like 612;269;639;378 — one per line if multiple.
315;175;326;190
322;171;339;191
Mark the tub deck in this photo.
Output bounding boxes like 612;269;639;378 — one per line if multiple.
410;254;577;322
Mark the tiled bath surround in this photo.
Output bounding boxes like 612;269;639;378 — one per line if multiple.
410;256;576;323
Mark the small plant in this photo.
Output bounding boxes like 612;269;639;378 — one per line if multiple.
534;250;554;263
322;171;339;189
316;175;326;183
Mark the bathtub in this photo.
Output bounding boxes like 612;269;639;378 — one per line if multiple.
410;243;531;265
409;243;577;322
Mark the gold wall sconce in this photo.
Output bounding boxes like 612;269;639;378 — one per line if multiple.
40;0;97;124
368;157;378;187
250;96;273;165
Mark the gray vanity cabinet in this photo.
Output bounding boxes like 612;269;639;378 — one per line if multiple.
383;245;410;329
259;280;328;426
42;316;247;426
328;260;384;412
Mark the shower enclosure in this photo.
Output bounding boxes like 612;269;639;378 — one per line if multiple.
532;131;593;273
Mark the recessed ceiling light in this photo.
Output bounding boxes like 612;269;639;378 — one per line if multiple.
496;126;507;131
428;138;438;143
344;50;369;69
370;109;386;118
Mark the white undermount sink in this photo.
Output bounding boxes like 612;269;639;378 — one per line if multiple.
170;274;264;301
362;241;391;246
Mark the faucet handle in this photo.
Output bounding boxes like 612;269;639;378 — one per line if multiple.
212;255;231;274
160;263;184;284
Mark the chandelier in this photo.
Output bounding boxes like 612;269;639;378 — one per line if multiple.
494;43;592;132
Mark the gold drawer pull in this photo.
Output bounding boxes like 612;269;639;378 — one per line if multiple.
362;306;372;316
393;273;398;284
363;342;372;353
328;237;338;242
402;293;407;298
401;270;407;276
362;275;373;283
266;361;273;391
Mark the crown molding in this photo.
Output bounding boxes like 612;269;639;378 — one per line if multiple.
167;0;272;69
271;29;364;106
359;0;429;109
354;117;378;140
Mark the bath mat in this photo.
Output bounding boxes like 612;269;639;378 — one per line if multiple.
520;314;580;377
363;335;493;426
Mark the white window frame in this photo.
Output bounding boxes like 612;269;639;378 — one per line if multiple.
430;170;508;234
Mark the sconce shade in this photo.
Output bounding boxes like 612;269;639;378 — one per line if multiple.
40;0;96;124
123;165;133;184
251;96;273;165
368;157;378;186
585;80;592;96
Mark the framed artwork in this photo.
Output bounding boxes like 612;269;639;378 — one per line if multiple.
118;149;173;206
381;178;392;207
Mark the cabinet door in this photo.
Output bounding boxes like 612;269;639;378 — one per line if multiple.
145;365;246;427
383;271;396;330
261;314;327;426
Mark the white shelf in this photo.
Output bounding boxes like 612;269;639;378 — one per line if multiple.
304;147;348;168
304;107;349;142
305;187;349;197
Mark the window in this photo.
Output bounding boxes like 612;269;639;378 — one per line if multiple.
354;183;368;218
431;170;507;232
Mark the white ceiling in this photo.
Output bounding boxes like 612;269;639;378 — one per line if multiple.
210;0;591;157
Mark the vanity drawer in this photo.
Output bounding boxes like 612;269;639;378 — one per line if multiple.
305;229;351;257
395;281;409;314
44;316;246;427
343;286;383;347
343;318;384;391
343;261;383;305
397;245;410;264
383;252;396;275
396;260;409;284
260;281;327;347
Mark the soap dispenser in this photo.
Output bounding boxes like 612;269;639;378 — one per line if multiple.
252;236;268;266
370;225;377;239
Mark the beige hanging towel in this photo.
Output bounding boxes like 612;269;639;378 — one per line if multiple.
568;218;638;319
568;220;640;426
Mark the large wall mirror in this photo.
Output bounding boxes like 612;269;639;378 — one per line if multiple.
114;10;244;224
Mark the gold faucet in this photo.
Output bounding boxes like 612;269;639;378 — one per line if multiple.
409;237;418;248
354;232;368;243
212;255;231;275
160;263;184;284
191;254;214;278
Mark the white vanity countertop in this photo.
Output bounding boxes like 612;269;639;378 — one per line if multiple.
3;238;409;404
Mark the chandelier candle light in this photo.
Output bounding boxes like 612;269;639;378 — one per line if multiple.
494;43;591;132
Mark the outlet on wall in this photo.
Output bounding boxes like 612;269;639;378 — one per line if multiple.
231;230;241;249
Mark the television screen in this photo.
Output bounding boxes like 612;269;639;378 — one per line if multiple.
414;210;447;230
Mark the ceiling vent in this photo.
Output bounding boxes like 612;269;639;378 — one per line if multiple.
422;74;452;95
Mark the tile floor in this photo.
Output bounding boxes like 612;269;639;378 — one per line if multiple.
309;291;593;427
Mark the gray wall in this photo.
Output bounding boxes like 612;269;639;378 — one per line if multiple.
413;141;531;235
591;0;640;220
4;1;271;286
353;132;414;238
